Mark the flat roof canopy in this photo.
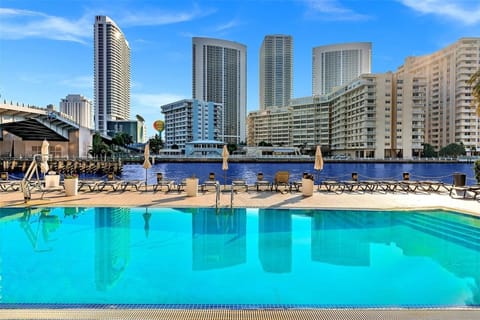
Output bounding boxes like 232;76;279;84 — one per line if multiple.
0;118;69;141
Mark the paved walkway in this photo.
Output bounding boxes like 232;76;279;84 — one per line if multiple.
1;185;479;216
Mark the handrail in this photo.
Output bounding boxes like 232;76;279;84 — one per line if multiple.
230;187;234;208
21;154;42;202
215;182;220;209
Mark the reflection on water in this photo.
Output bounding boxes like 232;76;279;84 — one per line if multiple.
259;209;292;273
191;208;246;270
95;207;131;291
0;207;479;306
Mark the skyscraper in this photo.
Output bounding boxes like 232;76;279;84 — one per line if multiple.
312;42;371;95
192;37;247;144
94;16;131;135
259;35;293;109
60;94;93;129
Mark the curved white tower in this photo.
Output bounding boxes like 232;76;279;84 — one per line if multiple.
312;42;371;95
94;16;131;134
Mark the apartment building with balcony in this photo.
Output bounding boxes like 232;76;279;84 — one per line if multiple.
247;107;291;146
397;37;480;153
248;72;426;159
161;99;223;151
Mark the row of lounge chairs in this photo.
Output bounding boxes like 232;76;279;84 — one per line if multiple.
2;170;479;201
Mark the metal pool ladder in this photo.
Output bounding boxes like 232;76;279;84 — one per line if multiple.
215;182;220;209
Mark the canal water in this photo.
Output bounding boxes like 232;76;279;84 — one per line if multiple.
121;162;477;186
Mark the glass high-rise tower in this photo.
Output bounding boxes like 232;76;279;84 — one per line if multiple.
312;42;371;95
259;35;293;109
94;16;131;135
192;37;247;144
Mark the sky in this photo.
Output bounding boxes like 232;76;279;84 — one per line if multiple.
1;0;479;138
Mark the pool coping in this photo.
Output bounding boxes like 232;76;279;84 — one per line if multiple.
1;307;480;320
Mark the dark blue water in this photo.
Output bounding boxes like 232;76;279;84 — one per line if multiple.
121;162;477;185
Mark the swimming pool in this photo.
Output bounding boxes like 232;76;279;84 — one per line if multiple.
0;207;479;308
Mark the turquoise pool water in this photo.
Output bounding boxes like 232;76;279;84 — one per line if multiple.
0;207;479;308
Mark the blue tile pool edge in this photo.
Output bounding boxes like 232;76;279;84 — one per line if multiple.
1;303;479;310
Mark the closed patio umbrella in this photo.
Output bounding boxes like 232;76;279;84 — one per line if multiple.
143;142;152;191
40;139;49;174
222;145;229;189
314;145;324;184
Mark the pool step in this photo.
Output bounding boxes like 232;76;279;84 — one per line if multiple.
402;213;480;251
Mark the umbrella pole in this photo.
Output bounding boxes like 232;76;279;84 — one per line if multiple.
224;171;227;190
145;168;148;191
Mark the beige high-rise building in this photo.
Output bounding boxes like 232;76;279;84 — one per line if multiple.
60;94;93;129
397;37;480;152
247;107;291;146
259;35;293;109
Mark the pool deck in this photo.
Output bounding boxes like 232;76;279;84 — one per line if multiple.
1;186;479;320
1;184;479;216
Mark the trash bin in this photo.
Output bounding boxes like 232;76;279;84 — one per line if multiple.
351;172;358;181
453;173;466;187
302;175;314;197
185;177;199;197
403;172;410;181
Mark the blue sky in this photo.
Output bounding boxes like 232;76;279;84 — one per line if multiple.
1;0;479;137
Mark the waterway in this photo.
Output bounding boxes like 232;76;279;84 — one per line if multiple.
121;162;477;185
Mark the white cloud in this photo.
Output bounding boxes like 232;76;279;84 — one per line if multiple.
0;8;91;43
302;0;370;21
214;19;240;32
0;4;214;43
399;0;480;25
118;4;215;27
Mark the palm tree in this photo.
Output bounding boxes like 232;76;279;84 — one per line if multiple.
88;133;111;158
467;68;480;116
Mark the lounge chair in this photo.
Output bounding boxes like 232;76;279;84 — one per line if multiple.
231;179;248;192
255;172;271;191
77;179;101;192
121;180;145;191
273;171;290;193
0;172;21;191
153;173;175;192
449;173;480;199
97;173;124;191
201;172;218;192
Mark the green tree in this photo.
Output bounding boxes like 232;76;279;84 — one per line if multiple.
422;143;438;158
227;143;237;154
258;141;272;147
88;133;111;158
148;134;163;154
112;132;133;147
474;160;480;183
467;68;480;116
438;143;466;157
